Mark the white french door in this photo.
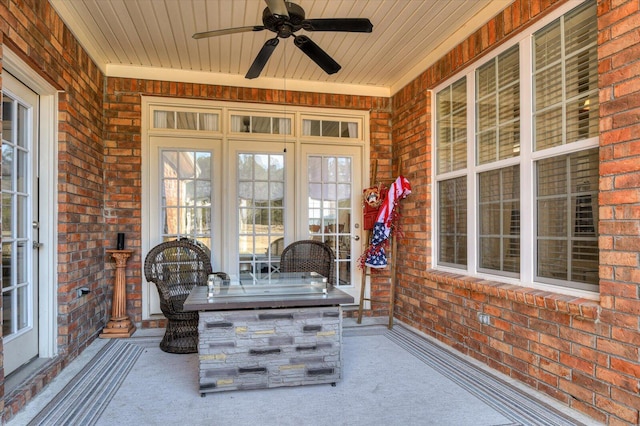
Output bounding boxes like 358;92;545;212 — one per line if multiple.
300;144;364;300
147;136;222;315
143;100;369;317
2;72;39;375
227;141;296;277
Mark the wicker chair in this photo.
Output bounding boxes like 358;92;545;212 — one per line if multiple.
279;240;336;285
144;239;222;353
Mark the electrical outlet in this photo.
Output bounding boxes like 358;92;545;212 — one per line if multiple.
477;313;491;325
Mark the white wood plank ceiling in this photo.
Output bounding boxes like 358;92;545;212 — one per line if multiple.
49;0;513;96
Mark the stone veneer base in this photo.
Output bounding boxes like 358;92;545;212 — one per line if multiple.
198;306;342;394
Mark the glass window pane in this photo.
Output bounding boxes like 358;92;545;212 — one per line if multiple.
236;153;285;277
199;113;219;131
536;148;598;287
322;121;340;137
176;111;197;130
193;207;211;234
2;242;12;288
436;77;467;173
252;116;271;133
2;194;11;238
2;145;13;191
270;155;284;181
254;155;269;180
323;157;337;182
302;119;321;136
438;177;467;266
163;208;178;234
476;46;519;165
179;180;194;205
195;181;212;205
533;1;598;151
337;157;351;182
154;110;175;128
17;104;28;149
269;182;284;203
308;156;321;181
478;166;520;274
195;152;211;179
534;107;563;150
162;151;178;178
17;195;27;239
238;154;253;180
178;152;195;179
2;97;14;142
3;293;12;335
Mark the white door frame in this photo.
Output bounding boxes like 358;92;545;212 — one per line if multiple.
3;48;59;361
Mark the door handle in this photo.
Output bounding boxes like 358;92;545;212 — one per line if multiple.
352;235;360;241
33;241;44;249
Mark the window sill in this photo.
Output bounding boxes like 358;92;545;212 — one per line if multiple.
424;270;600;320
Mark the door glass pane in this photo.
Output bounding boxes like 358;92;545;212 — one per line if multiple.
2;144;13;191
237;153;285;277
2;242;11;289
1;89;33;339
2;291;11;335
17;148;27;193
17;284;28;329
160;150;213;246
308;155;352;286
2;193;11;238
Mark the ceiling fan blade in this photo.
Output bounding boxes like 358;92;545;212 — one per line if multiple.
246;37;280;79
293;35;341;75
302;18;373;33
265;0;289;17
193;26;265;39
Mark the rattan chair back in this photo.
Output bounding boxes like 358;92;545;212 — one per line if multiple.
143;238;213;353
279;240;336;285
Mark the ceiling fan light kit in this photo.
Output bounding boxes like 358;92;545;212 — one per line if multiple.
193;0;373;79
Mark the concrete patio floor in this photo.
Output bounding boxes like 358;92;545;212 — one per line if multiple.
9;318;601;426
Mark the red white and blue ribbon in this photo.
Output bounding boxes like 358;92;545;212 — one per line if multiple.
363;175;411;269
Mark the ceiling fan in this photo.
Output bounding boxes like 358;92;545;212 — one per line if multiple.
193;0;373;79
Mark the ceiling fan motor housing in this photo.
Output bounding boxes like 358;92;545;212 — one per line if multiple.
263;2;305;38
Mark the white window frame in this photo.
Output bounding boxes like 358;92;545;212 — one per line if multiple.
432;0;599;299
142;97;369;319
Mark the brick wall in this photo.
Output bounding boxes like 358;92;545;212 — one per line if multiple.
597;0;640;423
391;0;640;424
0;0;107;421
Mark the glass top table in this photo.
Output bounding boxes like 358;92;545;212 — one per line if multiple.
184;272;354;311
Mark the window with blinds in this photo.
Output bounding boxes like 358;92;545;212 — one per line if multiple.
438;177;467;267
230;114;292;135
476;46;520;165
533;1;598;150
436;78;467;174
153;109;220;132
302;119;359;139
434;0;598;292
478;166;520;275
536;148;598;286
